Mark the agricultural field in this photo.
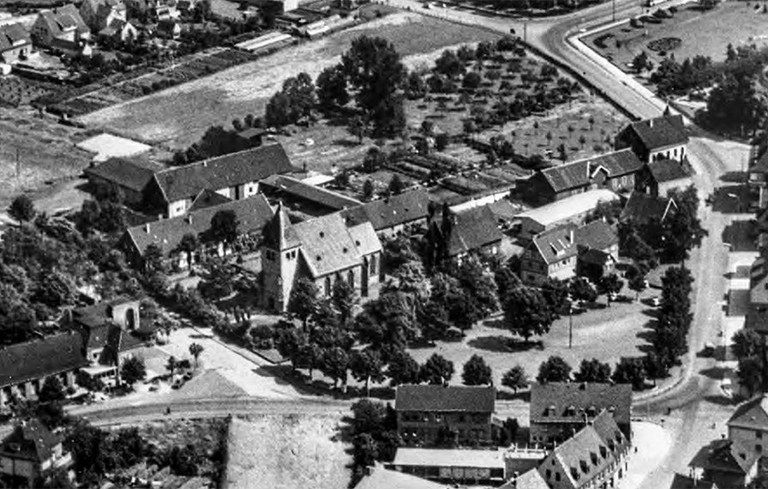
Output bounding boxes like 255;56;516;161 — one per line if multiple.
584;1;768;72
0;76;55;107
79;9;501;150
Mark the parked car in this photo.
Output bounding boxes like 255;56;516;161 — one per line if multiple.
614;294;632;303
650;296;662;307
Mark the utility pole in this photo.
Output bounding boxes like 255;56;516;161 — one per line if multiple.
612;0;616;22
568;306;573;349
15;147;19;179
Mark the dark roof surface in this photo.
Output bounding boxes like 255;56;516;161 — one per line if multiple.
647;159;691;183
574;220;617;252
84;157;157;193
126;194;273;255
0;23;31;52
0;333;87;388
625;114;688;151
703;439;758;475
446;206;504;256
262;175;360;211
188;189;231;212
343;190;431;231
395;385;496;413
153;144;295;203
620;192;676;224
530;382;632;426
540;149;643;193
1;419;60;463
727;395;768;430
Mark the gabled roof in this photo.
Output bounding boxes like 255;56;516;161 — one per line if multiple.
152;144;295;204
261;174;360;211
703;439;759;475
623;114;688;151
530;382;632;427
293;213;381;278
0;23;31;52
0;333;88;388
518;189;619;228
540;149;643;193
342;189;432;232
647;159;691;184
126;194;273;255
188;189;231;212
501;469;549;489
531;224;579;265
354;466;447;489
262;202;300;250
727;394;768;431
445;206;503;257
84;157;157;193
393;447;505;469
38;4;89;38
395;384;496;413
72;295;132;330
620;191;677;224
1;420;61;463
574;220;617;252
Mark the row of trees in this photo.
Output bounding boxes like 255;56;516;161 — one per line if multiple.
649;266;694;375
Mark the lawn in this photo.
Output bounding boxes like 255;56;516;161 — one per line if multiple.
584;2;768;73
78;9;500;150
225;414;351;489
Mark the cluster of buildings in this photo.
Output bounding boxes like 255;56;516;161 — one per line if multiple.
355;382;633;489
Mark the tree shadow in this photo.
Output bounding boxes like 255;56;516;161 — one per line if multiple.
703;394;739;407
467;335;543;352
496;389;531;401
332;138;363;148
636;329;655;343
722;220;758;252
698;366;729;380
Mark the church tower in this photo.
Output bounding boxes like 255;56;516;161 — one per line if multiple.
261;203;301;311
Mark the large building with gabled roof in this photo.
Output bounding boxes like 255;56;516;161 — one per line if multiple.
260;205;383;311
31;4;90;49
615;113;688;164
0;23;32;64
342;189;433;237
0;419;73;488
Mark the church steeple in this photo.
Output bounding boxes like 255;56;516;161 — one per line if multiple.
264;202;299;251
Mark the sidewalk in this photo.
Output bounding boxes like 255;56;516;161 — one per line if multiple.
620;421;672;489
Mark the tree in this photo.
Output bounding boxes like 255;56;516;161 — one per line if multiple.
662;186;708;262
404;71;427;99
599;273;624;304
540;278;569;315
569;277;597;302
362;147;386;173
39;376;66;403
738;356;764;397
189;342;204;367
419;353;454;385
536;356;571;384
282;72;317;123
316;64;349;110
732;328;763;361
612;358;647;390
288;278;319;329
121;356;147;386
332;280;357;326
462;71;482;90
363;179;375;200
321;346;350;390
8;195;35;223
502;365;528;393
435;133;449;151
503;286;554;343
176;233;199;269
210;210;239;245
353;433;379;467
387;349;420;386
143;243;165;274
495;266;522;301
166;356;178;376
632;50;652;73
574;358;612;383
628;273;647;300
350;398;387;435
35;271;76;308
350;349;384;396
435;49;464;78
388;174;405;195
462;354;492;386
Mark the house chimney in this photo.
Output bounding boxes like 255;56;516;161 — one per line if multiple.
569;229;574;244
186;214;192;225
144;222;151;233
648;119;653;128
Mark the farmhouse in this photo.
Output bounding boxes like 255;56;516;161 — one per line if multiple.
395;384;496;447
342;189;432;237
0;333;87;409
615;113;688;164
427;206;504;262
0;24;32;64
31;5;90;49
80;0;127;32
520;220;618;286
526;149;643;204
122;194;274;269
635;158;692;197
145;144;296;218
260;174;361;216
84;157;158;207
0;419;73;489
260;205;382;311
516;189;620;240
529;382;632;445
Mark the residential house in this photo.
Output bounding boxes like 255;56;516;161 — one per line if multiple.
745;253;768;335
531;410;631;489
427;205;504;263
516;189;619;241
615;113;688;164
342;189;433;237
619;191;677;225
391;448;507;485
525;149;643;204
83;157;158;207
31;5;90;49
529;382;632;445
0;333;87;409
0;23;32;64
749;150;768;209
156;19;181;39
123;194;274;269
0;420;73;488
144;144;296;218
98;18;138;42
260;205;382;311
395;384;496;447
701;439;759;488
354;465;447;489
635;158;693;197
726;394;768;454
520;220;619;286
260;174;361;216
80;0;127;32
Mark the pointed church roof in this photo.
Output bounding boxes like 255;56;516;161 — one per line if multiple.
263;203;300;250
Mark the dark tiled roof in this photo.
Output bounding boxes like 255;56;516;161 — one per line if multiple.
579;248;611;266
262;175;360;211
574;220;617;252
0;333;87;388
531;224;579;265
703;439;758;475
1;419;60;463
395;385;496;413
343;190;431;231
84;157;157;193
446;206;503;257
727;395;768;431
153;144;295;204
126;194;273;255
38;5;89;38
540;149;643;193
620;192;676;224
72;296;132;330
188;189;231;212
625;114;688;151
647;159;691;183
530;382;632;426
0;23;31;52
262;203;300;250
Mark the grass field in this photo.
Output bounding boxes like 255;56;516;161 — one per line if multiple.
225;414;351;489
79;10;500;150
585;2;768;72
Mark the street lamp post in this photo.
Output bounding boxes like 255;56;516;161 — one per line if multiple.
568;305;574;349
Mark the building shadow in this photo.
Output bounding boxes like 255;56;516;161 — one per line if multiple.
467;335;543;353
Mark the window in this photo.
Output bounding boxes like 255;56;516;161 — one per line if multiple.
370;255;377;274
348;269;354;286
555;472;561;482
325;277;331;297
758;444;763;453
546;469;551;480
758;432;763;439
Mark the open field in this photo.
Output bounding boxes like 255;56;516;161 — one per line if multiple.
79;10;500;150
225;414;351;489
584;2;768;72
